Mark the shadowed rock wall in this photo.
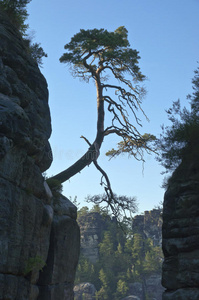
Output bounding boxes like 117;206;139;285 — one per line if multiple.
0;12;80;300
162;142;199;299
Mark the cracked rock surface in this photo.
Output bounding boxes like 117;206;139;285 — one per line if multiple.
0;11;80;300
162;140;199;299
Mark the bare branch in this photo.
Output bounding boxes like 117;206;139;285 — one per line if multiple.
80;135;92;146
86;191;138;222
80;135;120;217
103;95;143;139
93;160;114;201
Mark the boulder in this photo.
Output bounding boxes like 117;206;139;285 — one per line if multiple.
145;274;164;300
74;282;96;300
128;282;143;300
122;296;140;300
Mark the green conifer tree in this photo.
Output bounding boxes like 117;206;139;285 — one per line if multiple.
157;66;199;172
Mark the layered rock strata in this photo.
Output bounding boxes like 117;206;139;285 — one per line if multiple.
162;143;199;299
132;208;162;246
0;12;79;300
78;212;108;263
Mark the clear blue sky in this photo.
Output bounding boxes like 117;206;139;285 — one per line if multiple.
27;0;199;213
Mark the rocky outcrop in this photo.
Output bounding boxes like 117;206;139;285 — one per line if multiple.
145;274;164;299
128;282;143;300
132;208;162;246
162;142;199;299
78;212;108;263
38;195;80;300
127;274;164;300
74;282;96;300
0;11;80;300
122;296;140;300
75;277;164;300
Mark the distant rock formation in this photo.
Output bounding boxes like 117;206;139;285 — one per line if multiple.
74;283;96;300
77;212;109;263
132;208;162;246
124;274;163;300
162;141;199;299
0;11;79;300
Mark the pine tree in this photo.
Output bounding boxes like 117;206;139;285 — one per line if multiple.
157;66;199;172
49;26;155;218
115;279;129;299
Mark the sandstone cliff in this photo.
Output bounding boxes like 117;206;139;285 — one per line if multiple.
0;12;79;300
77;212;109;263
132;208;162;247
162;141;199;299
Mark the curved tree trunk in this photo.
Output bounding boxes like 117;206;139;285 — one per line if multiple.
50;79;104;184
49;143;98;183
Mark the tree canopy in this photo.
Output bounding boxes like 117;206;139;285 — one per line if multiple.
60;27;144;82
156;66;199;173
50;27;155;218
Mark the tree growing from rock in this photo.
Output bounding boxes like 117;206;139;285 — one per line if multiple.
50;27;155;217
0;0;31;33
0;0;47;66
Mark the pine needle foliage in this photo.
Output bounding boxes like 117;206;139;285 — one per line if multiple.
156;66;199;172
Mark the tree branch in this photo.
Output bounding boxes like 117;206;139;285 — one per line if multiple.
50;143;98;183
93;160;114;200
79;136;116;211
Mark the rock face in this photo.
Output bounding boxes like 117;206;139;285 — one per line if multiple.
38;195;80;300
132;209;162;246
0;11;80;300
78;212;108;263
122;296;140;300
145;274;163;299
162;142;199;299
74;283;96;300
127;274;163;300
128;282;143;300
